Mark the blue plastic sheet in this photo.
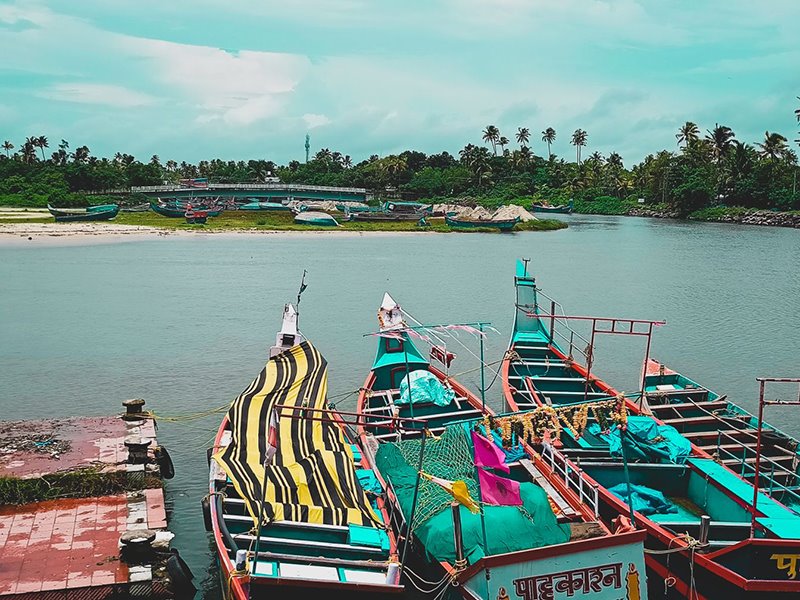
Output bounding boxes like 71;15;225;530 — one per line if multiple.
397;370;455;406
609;416;691;465
608;483;677;516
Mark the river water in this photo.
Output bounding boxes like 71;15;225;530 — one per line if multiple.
1;215;799;596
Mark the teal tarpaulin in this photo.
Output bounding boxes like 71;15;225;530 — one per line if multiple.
397;370;455;406
608;416;691;465
608;483;677;516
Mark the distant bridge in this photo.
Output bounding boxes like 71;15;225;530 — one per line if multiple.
89;183;371;202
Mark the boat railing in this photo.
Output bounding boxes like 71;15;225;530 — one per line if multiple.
517;291;592;365
541;443;600;517
715;429;800;508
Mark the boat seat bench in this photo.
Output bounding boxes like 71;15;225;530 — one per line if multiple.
688;458;800;538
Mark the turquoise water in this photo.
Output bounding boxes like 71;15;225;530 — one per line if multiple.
1;215;799;595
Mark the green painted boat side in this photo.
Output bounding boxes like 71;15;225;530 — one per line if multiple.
52;206;119;222
239;202;291;211
445;215;519;231
150;201;221;218
48;203;119;217
294;211;339;226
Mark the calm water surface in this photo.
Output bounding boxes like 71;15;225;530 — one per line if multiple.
1;215;799;596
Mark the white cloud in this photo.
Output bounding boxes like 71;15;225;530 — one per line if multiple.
40;83;157;108
302;113;331;129
116;38;310;125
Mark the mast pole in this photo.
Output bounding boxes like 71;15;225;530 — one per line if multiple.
479;323;486;412
399;431;427;579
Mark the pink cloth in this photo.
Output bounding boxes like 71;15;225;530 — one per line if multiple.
478;469;523;506
471;431;510;473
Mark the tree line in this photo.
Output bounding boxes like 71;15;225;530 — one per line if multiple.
2;99;798;214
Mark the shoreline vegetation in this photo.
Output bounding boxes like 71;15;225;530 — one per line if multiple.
2;103;798;228
572;197;800;227
0;210;568;241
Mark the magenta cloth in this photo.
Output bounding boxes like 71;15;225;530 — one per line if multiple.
478;469;523;506
471;431;510;473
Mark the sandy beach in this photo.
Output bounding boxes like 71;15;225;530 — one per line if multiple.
0;221;429;247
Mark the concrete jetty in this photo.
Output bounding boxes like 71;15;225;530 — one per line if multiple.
0;400;183;598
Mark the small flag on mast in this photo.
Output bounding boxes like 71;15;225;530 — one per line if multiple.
421;472;480;513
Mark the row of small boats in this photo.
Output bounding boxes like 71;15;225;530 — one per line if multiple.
47;198;565;228
205;261;800;600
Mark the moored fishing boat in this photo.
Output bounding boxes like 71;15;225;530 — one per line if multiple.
294;211;339;226
356;294;648;600
48;204;119;222
445;214;520;231
206;301;402;599
531;200;573;214
501;259;800;599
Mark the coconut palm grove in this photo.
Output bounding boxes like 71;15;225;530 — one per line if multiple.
2;101;798;218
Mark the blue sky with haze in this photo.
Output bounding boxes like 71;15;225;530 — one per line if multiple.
1;1;798;165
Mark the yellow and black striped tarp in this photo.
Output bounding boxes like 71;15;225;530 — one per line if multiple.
214;340;380;527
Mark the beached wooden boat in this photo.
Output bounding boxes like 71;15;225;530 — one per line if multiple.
185;206;208;224
206;304;402;599
531;200;573;214
239;201;291;211
383;201;432;214
356;293;647;600
48;204;119;222
501;259;800;599
445;215;520;231
294;211;339;226
348;211;422;222
150;200;221;218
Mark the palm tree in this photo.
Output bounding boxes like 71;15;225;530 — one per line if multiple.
676;122;700;148
1;141;13;157
571;129;588;164
36;135;49;161
705;124;735;162
342;155;353;169
165;160;178;172
756;131;789;161
589;151;604;164
22;138;37;163
541;127;556;158
482;125;500;155
607;152;624;169
498;136;509;154
516;127;530;148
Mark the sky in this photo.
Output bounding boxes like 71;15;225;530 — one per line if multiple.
1;0;798;166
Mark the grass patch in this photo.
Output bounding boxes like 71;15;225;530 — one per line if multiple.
0;467;161;505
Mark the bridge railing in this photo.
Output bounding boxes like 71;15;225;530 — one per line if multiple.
87;183;370;194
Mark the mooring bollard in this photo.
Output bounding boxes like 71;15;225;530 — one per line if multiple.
120;528;157;562
122;398;147;421
125;437;152;464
